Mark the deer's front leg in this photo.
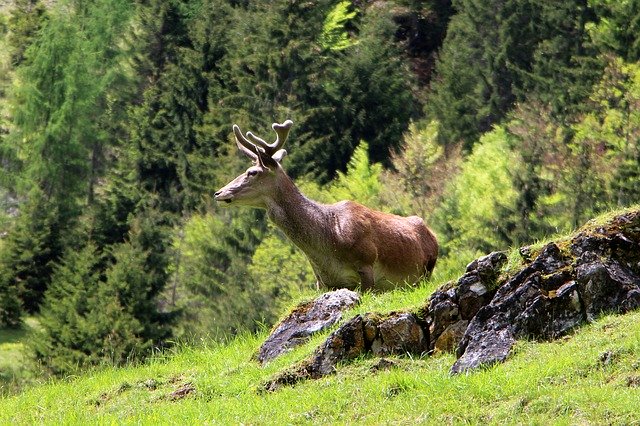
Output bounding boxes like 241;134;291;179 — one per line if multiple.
358;265;375;292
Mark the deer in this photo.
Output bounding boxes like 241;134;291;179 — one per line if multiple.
214;120;438;292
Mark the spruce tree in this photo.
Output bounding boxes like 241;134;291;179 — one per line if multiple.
427;0;601;150
316;5;417;176
2;0;134;314
32;238;171;376
0;189;66;314
31;244;103;376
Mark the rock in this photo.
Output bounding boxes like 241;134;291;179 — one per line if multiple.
307;314;367;377
451;212;640;374
434;320;468;354
256;289;360;364
576;259;640;321
371;313;429;356
263;311;429;391
428;251;506;350
451;315;515;374
262;315;367;391
428;286;458;347
513;281;583;339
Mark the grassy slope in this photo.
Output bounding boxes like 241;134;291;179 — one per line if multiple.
0;318;40;396
3;207;640;424
1;292;640;424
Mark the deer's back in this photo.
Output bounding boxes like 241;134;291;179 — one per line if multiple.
329;201;438;288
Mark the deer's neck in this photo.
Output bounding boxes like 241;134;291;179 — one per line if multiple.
265;173;328;247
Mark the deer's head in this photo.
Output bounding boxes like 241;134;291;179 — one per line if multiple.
214;120;293;208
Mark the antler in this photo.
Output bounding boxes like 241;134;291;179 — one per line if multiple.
246;120;293;156
233;120;293;163
233;124;260;161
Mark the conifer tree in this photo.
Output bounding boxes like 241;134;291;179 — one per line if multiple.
428;0;601;149
317;5;417;175
6;0;46;66
31;241;164;376
0;189;66;314
2;0;134;314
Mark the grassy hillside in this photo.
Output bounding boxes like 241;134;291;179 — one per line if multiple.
3;207;640;423
1;288;640;424
0;317;40;396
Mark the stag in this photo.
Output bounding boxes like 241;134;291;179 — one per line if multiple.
214;120;438;291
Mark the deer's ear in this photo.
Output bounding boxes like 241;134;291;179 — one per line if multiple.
272;149;287;163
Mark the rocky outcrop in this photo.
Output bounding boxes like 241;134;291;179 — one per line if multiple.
263;311;429;391
262;210;640;388
450;211;640;373
256;289;360;364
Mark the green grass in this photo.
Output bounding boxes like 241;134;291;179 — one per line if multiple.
2;207;640;423
0;317;41;396
2;301;640;424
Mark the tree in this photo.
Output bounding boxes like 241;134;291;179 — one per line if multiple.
432;126;518;257
6;0;46;66
0;189;67;314
499;102;567;243
588;0;640;62
427;0;602;150
32;238;172;377
169;210;268;340
382;121;461;219
313;5;417;178
427;0;529;149
0;265;22;327
2;0;134;314
565;56;640;225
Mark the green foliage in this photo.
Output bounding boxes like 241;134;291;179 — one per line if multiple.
170;210;267;340
428;0;602;150
0;269;22;328
382;121;461;218
32;240;169;377
327;141;384;207
588;0;640;61
0;189;67;314
565;56;640;224
8;0;133;204
0;317;41;396
316;5;416;175
249;227;316;315
433;126;518;257
6;0;46;66
319;1;358;51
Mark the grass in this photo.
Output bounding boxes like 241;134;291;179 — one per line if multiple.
2;207;640;423
0;317;41;396
2;300;640;424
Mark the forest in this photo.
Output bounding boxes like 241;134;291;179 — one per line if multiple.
0;0;638;386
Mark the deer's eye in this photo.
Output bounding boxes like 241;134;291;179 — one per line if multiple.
247;170;258;177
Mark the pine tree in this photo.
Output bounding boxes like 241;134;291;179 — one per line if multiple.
0;270;22;327
0;189;67;314
308;4;416;179
427;0;602;150
31;244;103;376
6;0;46;66
32;239;171;377
2;0;134;314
